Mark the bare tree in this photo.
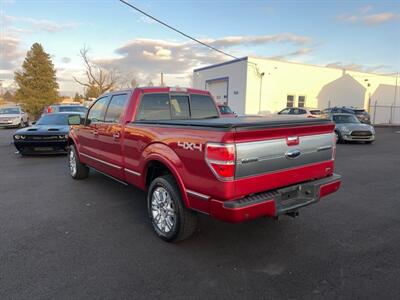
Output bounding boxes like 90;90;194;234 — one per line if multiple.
116;72;139;89
73;46;118;98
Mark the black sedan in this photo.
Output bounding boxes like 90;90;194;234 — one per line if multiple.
13;112;82;155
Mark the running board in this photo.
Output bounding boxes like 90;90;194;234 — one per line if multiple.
90;167;128;186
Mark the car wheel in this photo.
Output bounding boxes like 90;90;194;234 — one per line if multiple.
25;119;29;127
148;175;198;242
18;119;23;128
365;141;374;144
68;145;89;179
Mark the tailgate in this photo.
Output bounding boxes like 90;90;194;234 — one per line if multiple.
234;121;335;181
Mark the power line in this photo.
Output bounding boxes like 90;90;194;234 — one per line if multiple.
118;0;239;60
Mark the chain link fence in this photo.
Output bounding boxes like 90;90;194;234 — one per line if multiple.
369;101;400;125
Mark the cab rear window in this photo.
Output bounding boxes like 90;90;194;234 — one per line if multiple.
136;93;218;121
190;94;219;119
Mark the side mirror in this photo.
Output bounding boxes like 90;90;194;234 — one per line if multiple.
68;115;82;125
31;121;36;125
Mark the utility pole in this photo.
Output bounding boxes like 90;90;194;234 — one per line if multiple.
160;73;164;87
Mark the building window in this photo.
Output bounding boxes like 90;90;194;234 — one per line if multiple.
287;95;294;108
298;96;306;108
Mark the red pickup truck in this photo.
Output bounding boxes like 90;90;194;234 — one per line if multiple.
68;87;341;242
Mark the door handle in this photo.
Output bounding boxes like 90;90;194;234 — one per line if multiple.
113;132;121;139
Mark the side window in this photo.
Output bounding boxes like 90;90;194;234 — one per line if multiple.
286;95;294;108
292;108;300;114
136;93;171;121
190;94;219;119
170;95;190;119
298;109;307;114
105;94;128;123
87;96;109;123
298;96;306;108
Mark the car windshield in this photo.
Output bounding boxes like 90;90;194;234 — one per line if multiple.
355;110;368;116
36;114;70;125
59;106;87;113
0;107;20;114
219;105;233;114
333;115;360;124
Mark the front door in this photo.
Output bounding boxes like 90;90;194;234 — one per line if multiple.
78;96;109;170
95;93;129;179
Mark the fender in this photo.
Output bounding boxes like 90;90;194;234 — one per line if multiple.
140;142;190;207
67;126;82;159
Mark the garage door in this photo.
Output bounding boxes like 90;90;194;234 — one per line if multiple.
206;78;228;104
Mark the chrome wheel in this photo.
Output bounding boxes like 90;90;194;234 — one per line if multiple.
151;186;176;234
69;149;77;177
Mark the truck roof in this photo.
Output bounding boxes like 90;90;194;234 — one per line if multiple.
102;87;210;97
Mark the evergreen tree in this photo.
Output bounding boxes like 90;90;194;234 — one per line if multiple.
14;43;59;118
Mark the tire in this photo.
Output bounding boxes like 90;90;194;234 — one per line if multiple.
68;144;89;179
18;120;23;128
147;175;198;242
335;131;343;144
25;119;29;127
365;141;374;144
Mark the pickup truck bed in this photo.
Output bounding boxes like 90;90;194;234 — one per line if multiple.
134;115;329;128
68;87;341;242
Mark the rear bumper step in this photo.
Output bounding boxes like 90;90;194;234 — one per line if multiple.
210;174;341;222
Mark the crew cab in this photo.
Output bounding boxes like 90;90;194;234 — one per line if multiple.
68;87;341;242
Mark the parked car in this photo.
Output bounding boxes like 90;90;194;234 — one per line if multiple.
13;112;83;155
42;104;88;116
330;113;375;144
217;104;237;117
278;107;322;118
323;107;371;124
0;106;29;128
67;87;341;242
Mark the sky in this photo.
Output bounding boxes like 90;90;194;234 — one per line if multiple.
1;0;399;96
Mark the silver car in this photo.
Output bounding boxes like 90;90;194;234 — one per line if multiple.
331;113;375;144
0;106;29;128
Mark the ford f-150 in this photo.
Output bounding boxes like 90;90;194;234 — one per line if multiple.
67;87;341;242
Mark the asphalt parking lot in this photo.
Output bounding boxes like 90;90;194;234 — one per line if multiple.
1;127;400;299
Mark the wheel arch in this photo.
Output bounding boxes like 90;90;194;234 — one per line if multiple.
141;145;189;207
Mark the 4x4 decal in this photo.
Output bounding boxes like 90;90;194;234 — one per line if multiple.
177;141;202;152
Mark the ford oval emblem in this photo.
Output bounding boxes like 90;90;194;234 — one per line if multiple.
285;149;301;159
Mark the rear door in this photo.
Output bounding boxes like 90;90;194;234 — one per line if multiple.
95;93;129;179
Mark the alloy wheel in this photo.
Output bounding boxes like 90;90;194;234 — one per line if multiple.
69;149;77;177
151;186;176;234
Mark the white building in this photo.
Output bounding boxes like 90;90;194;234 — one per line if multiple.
193;56;399;124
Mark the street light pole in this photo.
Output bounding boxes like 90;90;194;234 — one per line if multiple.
258;72;265;114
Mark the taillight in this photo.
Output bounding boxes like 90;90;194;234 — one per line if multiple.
205;143;235;180
47;106;52;113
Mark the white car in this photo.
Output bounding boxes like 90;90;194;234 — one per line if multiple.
278;107;323;118
0;106;29;128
